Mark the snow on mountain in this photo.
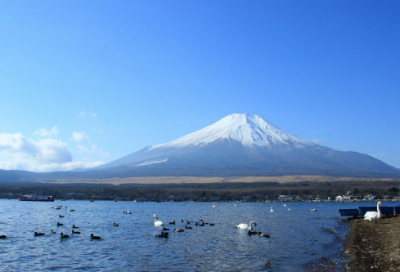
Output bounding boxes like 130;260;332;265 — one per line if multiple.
149;113;313;150
2;113;400;180
92;113;400;178
135;158;168;167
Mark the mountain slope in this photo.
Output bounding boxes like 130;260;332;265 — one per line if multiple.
94;114;400;178
1;113;398;180
150;113;312;149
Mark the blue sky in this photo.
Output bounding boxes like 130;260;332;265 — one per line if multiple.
0;1;399;171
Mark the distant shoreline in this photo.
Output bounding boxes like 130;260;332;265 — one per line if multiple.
1;176;400;202
35;175;400;185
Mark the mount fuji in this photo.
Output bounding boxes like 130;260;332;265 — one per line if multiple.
92;114;400;178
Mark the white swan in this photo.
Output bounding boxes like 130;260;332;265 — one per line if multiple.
270;207;273;212
364;201;382;222
236;221;257;230
249;221;257;230
237;223;248;229
154;214;164;227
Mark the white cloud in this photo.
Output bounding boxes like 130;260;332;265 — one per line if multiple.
72;132;89;142
27;161;104;172
312;139;326;144
0;133;104;172
34;126;59;137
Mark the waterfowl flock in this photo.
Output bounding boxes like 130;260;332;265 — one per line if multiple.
153;215;270;240
0;205;106;242
0;203;273;244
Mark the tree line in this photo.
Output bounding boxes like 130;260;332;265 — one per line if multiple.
0;179;399;201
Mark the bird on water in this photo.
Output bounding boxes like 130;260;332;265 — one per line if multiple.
60;233;70;238
91;234;102;240
154;214;164;227
236;221;257;230
364;201;382;222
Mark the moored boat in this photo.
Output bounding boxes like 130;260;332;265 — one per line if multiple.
339;205;400;217
358;205;400;215
18;195;54;202
338;208;360;217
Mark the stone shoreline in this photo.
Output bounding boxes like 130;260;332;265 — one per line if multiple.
344;215;400;271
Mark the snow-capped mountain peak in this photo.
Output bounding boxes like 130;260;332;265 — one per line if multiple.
150;113;312;149
94;113;400;178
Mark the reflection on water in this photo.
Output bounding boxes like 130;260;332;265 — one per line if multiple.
0;200;375;271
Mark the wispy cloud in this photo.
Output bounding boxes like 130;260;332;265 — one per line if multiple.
79;111;96;118
72;132;89;142
34;126;59;137
78;144;109;157
0;133;104;172
77;145;91;153
312;139;326;144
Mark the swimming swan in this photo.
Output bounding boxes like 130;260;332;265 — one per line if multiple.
236;221;257;230
364;201;382;222
154;214;164;227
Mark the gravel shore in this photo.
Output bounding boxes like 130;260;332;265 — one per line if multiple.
344;215;400;271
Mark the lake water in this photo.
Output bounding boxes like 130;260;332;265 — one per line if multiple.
0;200;383;271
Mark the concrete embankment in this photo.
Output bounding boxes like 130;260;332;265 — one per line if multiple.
344;215;400;271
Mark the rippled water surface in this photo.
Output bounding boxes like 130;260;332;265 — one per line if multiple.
0;200;378;271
